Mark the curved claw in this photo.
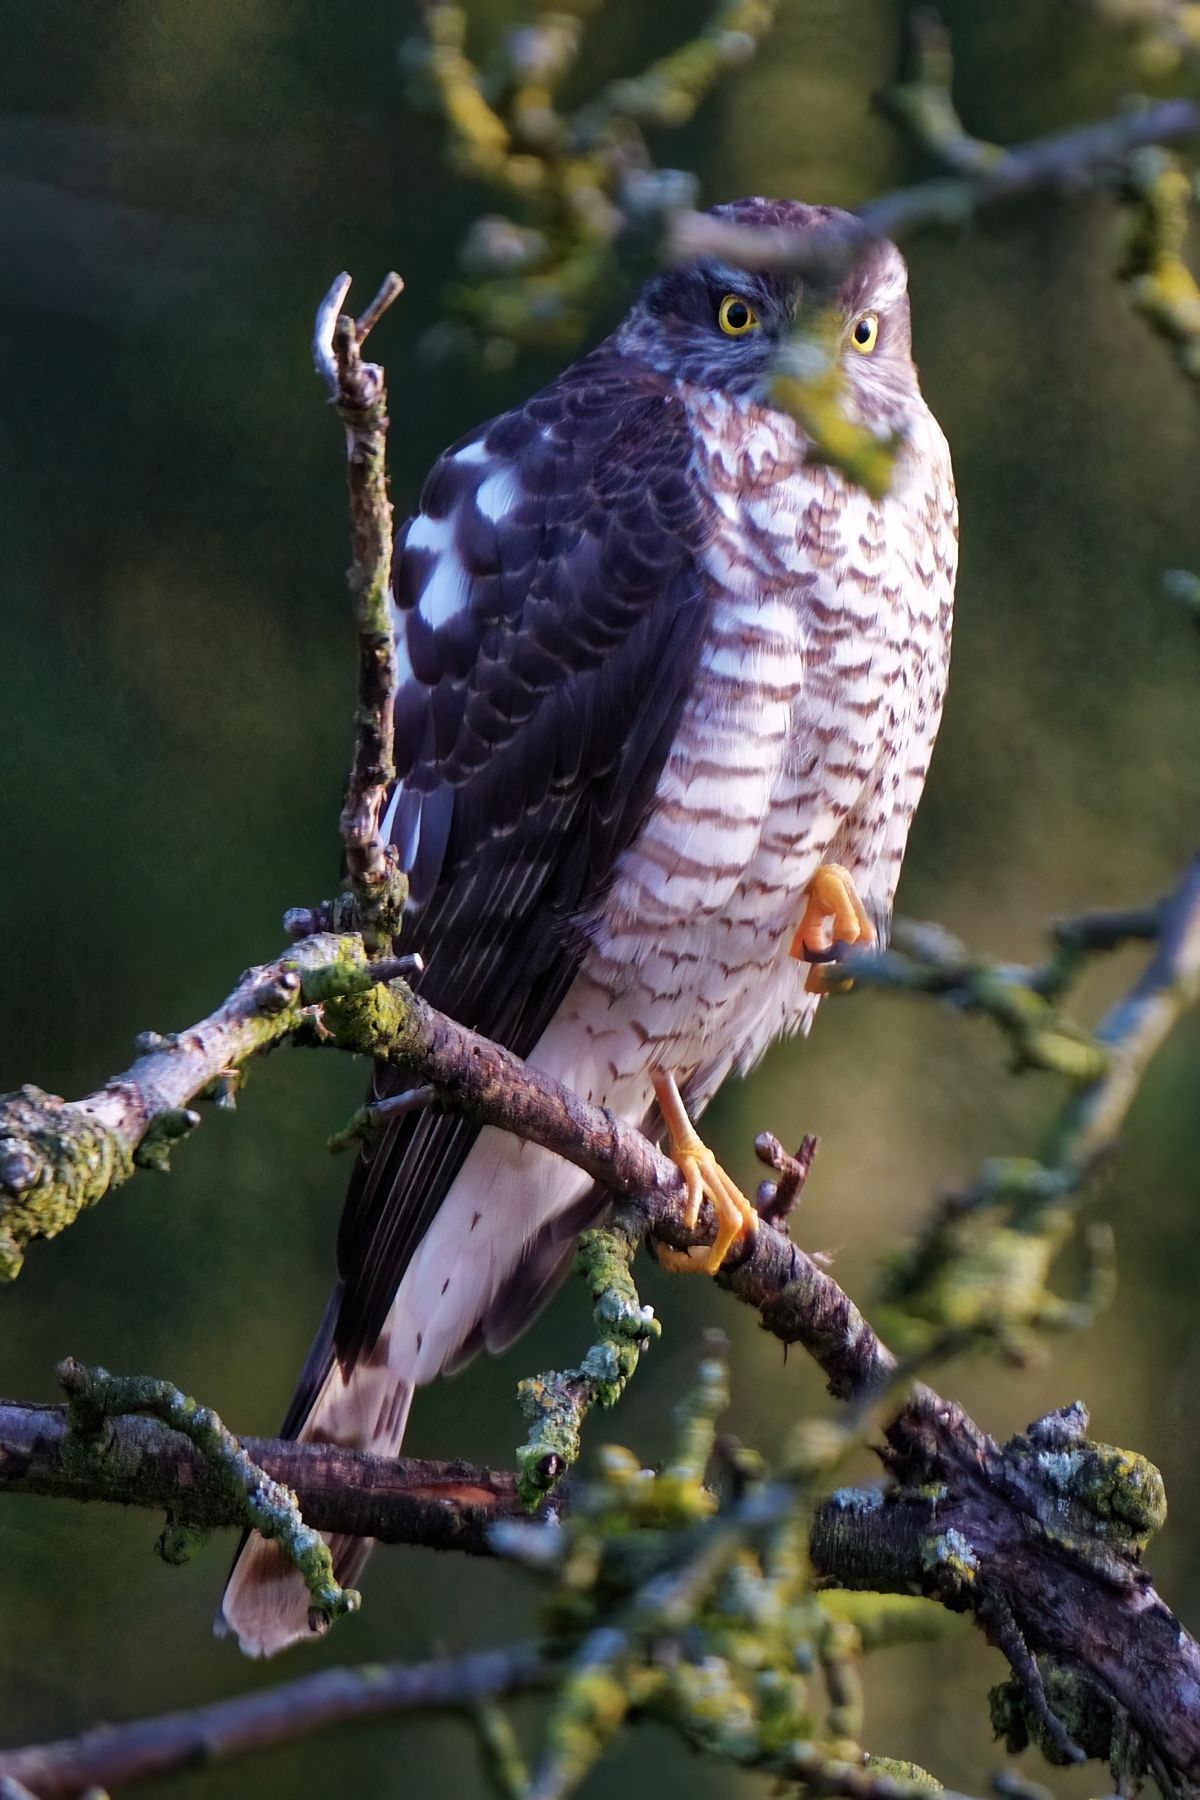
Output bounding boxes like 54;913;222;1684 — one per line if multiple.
652;1072;758;1274
789;862;877;994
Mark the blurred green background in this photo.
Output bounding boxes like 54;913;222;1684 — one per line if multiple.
3;2;1199;1794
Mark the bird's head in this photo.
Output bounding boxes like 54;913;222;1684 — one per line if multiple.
618;197;919;427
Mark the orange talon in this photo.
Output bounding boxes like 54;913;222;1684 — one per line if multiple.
788;862;876;994
651;1070;758;1274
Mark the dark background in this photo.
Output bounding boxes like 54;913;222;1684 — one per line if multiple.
3;2;1199;1794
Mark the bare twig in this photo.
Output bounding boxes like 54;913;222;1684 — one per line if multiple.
669;98;1200;277
0;1644;549;1799
754;1131;819;1226
1050;852;1200;1176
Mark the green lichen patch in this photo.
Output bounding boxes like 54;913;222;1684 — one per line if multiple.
991;1661;1140;1775
59;1360;359;1633
0;1085;137;1280
516;1223;660;1507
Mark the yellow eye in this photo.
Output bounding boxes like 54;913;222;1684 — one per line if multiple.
850;312;879;354
718;293;759;336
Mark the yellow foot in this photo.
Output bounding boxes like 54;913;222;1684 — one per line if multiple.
788;862;877;994
651;1070;758;1274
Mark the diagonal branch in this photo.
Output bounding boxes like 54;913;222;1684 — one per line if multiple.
670;97;1200;276
0;945;894;1399
0;1644;550;1800
0;934;413;1280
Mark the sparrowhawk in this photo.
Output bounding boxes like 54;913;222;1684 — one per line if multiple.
220;197;958;1654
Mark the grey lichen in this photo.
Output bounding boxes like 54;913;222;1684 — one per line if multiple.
1009;1403;1167;1562
922;1527;978;1586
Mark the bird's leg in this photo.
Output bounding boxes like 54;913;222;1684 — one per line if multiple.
789;862;876;994
651;1069;757;1274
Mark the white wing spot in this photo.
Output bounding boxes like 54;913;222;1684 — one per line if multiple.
379;783;404;844
454;440;490;466
419;549;471;630
405;513;455;555
476;468;521;525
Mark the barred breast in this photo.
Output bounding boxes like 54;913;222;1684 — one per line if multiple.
552;383;957;1119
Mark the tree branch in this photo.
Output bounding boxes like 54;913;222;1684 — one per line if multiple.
0;1397;525;1556
55;1360;359;1628
312;270;408;937
3;1381;1199;1790
669;97;1200;276
0;934;409;1279
0;1644;550;1800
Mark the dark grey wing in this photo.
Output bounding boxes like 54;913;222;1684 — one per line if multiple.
320;346;713;1381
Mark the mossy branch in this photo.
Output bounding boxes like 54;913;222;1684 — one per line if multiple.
2;1355;1198;1789
515;1220;660;1507
848;855;1200;1350
1118;148;1200;380
0;934;410;1279
57;1359;359;1632
407;0;779;360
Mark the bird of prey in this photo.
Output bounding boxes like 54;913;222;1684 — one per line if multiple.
219;197;958;1655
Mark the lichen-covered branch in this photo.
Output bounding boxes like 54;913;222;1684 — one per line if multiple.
0;933;409;1279
1117;147;1200;378
515;1221;660;1506
878;9;1004;178
7;1348;1197;1795
310;269;408;943
4;1343;1200;1790
0;914;895;1412
0;1395;521;1553
851;855;1200;1350
56;1359;358;1630
407;0;778;359
843;1392;1199;1784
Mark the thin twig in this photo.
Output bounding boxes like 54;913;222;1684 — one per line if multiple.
0;1645;549;1799
315;271;408;937
669;97;1200;277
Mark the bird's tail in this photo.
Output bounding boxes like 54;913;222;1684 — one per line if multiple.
215;1346;414;1659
